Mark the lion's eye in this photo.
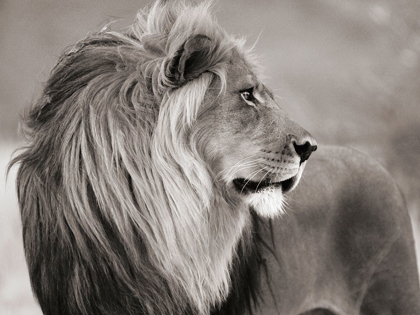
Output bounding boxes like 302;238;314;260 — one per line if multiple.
240;88;256;105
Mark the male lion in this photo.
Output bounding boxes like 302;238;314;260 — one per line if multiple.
11;1;420;315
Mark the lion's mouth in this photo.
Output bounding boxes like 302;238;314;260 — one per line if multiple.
233;175;297;194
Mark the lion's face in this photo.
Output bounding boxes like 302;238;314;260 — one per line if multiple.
193;51;317;217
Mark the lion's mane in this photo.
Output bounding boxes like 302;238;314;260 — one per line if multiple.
11;1;268;315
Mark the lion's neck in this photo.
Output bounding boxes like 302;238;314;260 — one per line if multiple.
211;212;270;315
182;196;251;314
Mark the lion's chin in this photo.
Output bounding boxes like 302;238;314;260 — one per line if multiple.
246;187;286;218
235;164;306;218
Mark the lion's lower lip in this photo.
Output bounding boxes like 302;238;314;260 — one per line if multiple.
280;176;296;193
233;175;297;194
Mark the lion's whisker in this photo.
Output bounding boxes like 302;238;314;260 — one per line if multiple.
254;169;271;193
226;162;261;184
218;155;263;184
215;153;261;180
240;168;266;194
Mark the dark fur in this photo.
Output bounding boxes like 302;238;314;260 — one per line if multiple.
11;34;186;315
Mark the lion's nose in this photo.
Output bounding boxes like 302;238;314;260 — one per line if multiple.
292;138;317;164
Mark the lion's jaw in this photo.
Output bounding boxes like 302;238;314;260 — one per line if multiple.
239;162;307;218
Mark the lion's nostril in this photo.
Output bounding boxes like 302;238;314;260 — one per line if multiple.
293;141;317;163
293;141;310;157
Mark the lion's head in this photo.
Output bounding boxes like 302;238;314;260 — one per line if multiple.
11;1;316;315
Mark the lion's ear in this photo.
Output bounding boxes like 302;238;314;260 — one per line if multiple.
166;34;217;86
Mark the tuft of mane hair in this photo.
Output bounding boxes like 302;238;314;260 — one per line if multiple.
10;1;268;314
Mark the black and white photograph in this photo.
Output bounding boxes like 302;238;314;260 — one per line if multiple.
1;0;420;314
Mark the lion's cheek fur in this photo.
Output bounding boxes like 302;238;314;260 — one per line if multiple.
148;74;256;313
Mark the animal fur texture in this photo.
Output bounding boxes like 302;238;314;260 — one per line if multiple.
11;1;271;314
12;1;420;314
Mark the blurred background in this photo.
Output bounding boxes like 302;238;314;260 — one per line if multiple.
1;0;419;313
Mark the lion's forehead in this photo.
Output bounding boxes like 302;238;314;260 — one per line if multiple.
225;64;264;93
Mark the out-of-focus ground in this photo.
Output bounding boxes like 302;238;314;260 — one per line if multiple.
1;0;420;314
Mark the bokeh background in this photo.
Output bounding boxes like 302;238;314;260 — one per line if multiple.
1;0;420;314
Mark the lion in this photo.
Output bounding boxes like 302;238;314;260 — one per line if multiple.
10;1;420;314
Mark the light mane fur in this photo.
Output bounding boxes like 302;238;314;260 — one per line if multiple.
11;1;261;314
